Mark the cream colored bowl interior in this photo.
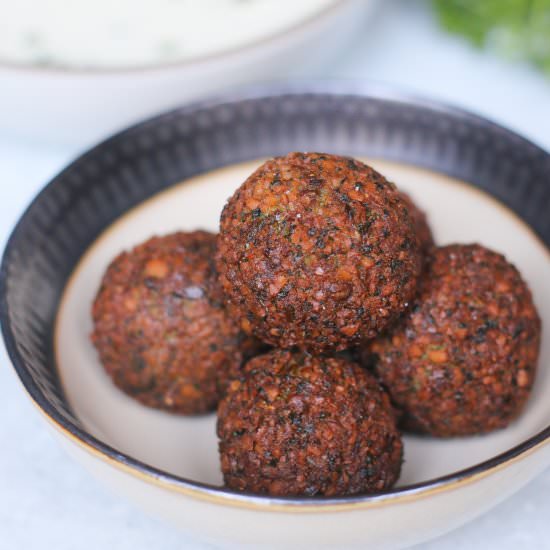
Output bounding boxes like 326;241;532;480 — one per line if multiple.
55;159;550;489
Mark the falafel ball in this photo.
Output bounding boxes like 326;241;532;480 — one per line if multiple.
217;350;403;496
363;244;541;437
398;191;434;254
217;152;423;352
91;231;260;414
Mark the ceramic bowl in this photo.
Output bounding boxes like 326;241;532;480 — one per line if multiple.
0;0;370;145
2;83;550;550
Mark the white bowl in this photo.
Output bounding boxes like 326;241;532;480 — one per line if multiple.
2;86;550;549
0;0;369;146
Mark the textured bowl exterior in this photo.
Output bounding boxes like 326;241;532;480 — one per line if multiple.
2;84;550;549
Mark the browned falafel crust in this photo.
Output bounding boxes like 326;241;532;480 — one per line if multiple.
216;152;423;352
217;350;403;496
398;191;434;254
364;244;541;437
91;231;259;414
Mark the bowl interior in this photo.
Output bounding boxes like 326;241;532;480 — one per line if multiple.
0;0;341;72
55;158;550;487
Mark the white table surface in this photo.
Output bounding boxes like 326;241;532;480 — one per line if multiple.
1;1;549;548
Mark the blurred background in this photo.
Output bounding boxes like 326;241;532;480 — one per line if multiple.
1;0;549;548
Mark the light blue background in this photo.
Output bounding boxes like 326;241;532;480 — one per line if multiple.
1;1;549;548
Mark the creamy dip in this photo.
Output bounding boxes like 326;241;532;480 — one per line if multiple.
0;0;336;69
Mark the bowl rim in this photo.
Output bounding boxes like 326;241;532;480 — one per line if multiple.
2;81;550;513
0;0;352;76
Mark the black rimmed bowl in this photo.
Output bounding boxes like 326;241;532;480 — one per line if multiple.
2;83;550;550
